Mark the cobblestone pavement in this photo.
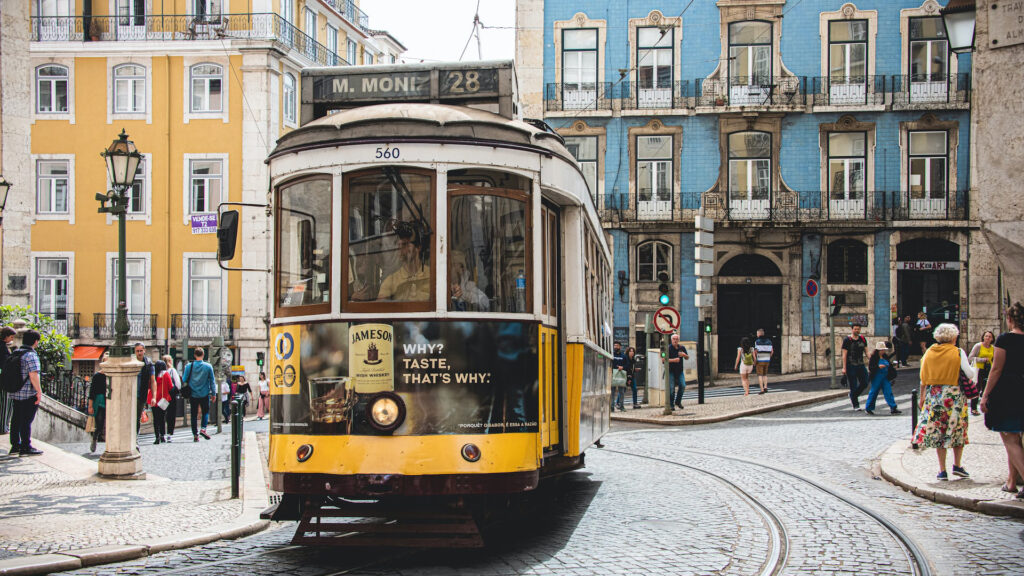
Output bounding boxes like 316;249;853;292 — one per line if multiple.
58;383;1024;575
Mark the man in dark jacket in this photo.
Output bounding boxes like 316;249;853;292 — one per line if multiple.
134;343;155;436
0;326;16;434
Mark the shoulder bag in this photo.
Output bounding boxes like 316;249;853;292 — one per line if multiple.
180;362;194;399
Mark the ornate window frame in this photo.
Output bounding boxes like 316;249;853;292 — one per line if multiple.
627;119;682;221
819;115;876;210
556;120;606;210
898;113;959;199
628;10;682;106
707;1;792;83
819;3;878;80
552;13;607;92
900;0;958;78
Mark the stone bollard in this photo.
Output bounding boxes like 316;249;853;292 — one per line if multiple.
11;318;27;347
98;355;146;479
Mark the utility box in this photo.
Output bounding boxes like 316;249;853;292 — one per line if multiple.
645;342;697;406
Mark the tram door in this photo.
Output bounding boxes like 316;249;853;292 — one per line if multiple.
539;204;561;453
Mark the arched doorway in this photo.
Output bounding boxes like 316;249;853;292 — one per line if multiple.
716;254;783;373
896;238;961;331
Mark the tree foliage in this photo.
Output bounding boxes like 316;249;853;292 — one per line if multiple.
0;305;73;380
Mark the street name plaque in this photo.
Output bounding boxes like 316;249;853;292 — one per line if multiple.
991;1;1024;49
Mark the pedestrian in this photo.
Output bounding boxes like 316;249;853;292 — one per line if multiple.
134;343;154;436
898;315;914;367
668;333;688;409
865;341;901;415
256;371;270;420
221;377;233;422
161;354;181;441
842;323;870;410
913;323;975;481
980;303;1024;499
753;328;773;394
87;353;109;453
625;347;640;409
915;311;933;356
9;330;43;456
968;330;995;416
182;348;216;442
148;360;173;445
235;375;252;417
611;342;626;412
0;326;15;434
734;336;755;396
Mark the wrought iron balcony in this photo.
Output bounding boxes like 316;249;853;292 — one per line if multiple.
545;82;614;112
92;313;157;341
321;0;370;32
170;314;235;342
30;13;348;67
695;76;805;108
619;81;691;111
50;312;80;339
809;75;887;107
890;73;970;109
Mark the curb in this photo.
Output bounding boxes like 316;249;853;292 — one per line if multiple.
0;431;271;576
879;440;1024;519
610;390;849;426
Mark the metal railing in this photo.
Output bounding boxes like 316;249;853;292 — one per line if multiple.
695;76;805;108
31;13;348;67
619;81;691;110
51;313;80;339
321;0;370;31
93;313;158;340
41;371;88;415
170;314;235;341
890;73;971;108
544;82;614;112
809;75;887;107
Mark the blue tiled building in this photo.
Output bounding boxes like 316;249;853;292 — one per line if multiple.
517;0;997;374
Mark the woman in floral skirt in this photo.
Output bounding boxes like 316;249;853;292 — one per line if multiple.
913;323;977;481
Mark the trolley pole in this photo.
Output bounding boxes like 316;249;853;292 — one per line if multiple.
911;389;920;450
230;400;241;498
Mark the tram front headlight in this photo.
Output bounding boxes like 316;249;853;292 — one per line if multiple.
296;444;314;462
366;392;406;432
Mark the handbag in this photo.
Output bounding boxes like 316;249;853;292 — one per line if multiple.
180;361;193;398
959;370;980;399
611;369;627;388
140;410;150;424
85;415;95;433
886;363;898;382
157;397;170;410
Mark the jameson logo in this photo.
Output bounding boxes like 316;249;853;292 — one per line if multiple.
349;323;394;393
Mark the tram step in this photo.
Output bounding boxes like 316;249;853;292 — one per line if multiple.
292;506;485;548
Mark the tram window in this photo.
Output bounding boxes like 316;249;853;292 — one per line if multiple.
276;177;331;314
448;188;530;313
344;168;434;310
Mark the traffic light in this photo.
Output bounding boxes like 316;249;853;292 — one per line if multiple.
657;271;671;305
705;323;712;333
828;294;844;316
256;352;265;367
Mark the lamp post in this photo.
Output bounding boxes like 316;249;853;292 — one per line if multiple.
97;129;142;357
96;130;145;480
941;0;977;54
0;176;11;304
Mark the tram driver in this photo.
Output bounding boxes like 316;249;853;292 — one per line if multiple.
376;225;431;302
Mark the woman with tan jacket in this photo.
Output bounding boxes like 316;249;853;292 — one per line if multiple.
913;323;976;481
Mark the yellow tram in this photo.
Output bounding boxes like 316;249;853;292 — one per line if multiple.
223;62;613;545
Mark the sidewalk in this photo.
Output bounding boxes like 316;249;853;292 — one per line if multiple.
880;424;1024;518
612;374;849;425
0;424;269;576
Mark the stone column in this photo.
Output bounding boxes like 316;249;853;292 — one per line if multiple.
98;356;145;479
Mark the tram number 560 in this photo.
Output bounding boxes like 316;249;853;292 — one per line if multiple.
375;146;400;159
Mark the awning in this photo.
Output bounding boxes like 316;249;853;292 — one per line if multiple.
72;346;107;361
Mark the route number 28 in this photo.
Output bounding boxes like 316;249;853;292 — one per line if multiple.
375;146;400;159
448;71;480;94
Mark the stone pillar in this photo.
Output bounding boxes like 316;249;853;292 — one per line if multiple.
98;356;145;479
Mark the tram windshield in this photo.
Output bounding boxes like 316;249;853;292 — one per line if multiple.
277;177;331;313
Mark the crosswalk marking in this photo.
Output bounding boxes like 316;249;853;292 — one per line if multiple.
800;393;912;413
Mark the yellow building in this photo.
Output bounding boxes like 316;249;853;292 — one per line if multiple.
3;0;403;375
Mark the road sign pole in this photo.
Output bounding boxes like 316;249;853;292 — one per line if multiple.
697;319;705;405
829;313;839;389
663;335;673;416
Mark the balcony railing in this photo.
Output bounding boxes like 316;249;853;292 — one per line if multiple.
31;14;348;67
890;73;971;108
620;81;691;110
93;313;158;340
809;75;887;107
51;312;80;339
321;0;370;31
599;190;969;225
170;314;235;341
696;76;805;108
41;371;88;414
545;83;614;112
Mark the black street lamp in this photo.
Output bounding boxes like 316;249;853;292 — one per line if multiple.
941;0;977;54
98;130;142;356
0;175;11;225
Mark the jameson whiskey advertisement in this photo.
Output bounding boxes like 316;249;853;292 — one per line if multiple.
270;321;539;435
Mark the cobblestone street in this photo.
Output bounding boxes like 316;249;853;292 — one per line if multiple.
53;384;1024;576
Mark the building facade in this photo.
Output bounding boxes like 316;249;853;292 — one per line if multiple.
517;0;998;374
2;0;402;377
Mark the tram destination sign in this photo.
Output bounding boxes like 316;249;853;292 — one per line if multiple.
311;67;499;103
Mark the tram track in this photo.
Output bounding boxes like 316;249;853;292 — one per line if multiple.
601;442;932;576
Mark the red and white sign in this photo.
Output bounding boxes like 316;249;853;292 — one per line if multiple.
895;261;962;271
653;306;681;334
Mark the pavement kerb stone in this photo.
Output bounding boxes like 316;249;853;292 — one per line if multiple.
611;390;849;426
879;439;1024;519
0;430;273;576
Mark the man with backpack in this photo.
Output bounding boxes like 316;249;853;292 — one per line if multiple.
842;323;870;410
6;330;43;456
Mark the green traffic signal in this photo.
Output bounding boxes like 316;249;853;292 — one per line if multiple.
659;294;670;306
705;323;712;333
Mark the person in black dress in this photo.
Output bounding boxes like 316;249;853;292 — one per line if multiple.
981;302;1024;500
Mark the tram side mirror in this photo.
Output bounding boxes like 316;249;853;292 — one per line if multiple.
300;219;314;270
217;210;239;262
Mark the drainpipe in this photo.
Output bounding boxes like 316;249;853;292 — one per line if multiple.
165;54;172;354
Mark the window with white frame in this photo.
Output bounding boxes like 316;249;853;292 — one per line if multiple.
909;17;948;83
637;241;671;282
303;8;317;59
729;22;771;86
36;258;69;318
909;131;947;201
111;258;146;314
188;258;222;315
283;73;297;125
562;29;598;109
280;0;294;21
190;63;222;113
127;158;146;213
113;63;145;113
326;25;339;64
190;159;222;214
193;0;219;20
636;135;672;215
564;136;598;202
728;131;771;218
348;39;357;65
36;160;69;214
117;0;146;26
829;20;867;82
637;27;673;107
36;65;69;114
828;132;866;217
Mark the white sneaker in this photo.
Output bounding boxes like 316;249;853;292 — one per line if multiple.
164;435;172;442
